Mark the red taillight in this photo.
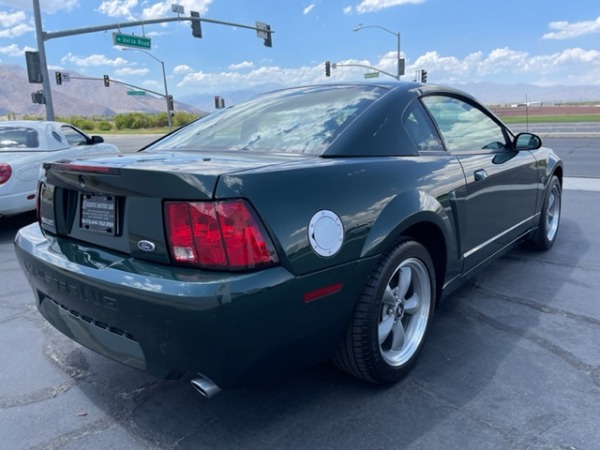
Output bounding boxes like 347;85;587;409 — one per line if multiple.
0;163;12;185
165;200;278;271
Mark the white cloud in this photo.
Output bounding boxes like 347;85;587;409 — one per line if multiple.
140;2;169;20
44;0;80;13
61;53;129;67
175;45;600;94
343;6;353;15
141;0;212;20
0;22;34;38
93;0;212;20
0;43;35;56
352;0;424;14
173;64;192;74
115;67;150;75
229;61;254;70
0;10;26;27
96;0;139;20
0;10;34;37
403;47;600;85
177;63;354;93
304;3;316;14
543;16;600;40
0;0;79;13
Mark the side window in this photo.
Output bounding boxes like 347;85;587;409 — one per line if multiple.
422;96;508;152
61;126;88;147
0;127;39;149
402;101;444;151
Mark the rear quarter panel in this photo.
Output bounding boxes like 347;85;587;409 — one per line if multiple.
520;146;564;217
216;155;466;282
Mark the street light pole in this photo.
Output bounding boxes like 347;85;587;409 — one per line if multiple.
353;24;402;80
121;48;172;131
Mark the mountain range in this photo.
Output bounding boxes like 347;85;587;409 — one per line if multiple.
2;63;600;118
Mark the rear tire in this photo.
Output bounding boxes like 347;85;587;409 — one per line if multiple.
334;239;435;383
528;175;561;251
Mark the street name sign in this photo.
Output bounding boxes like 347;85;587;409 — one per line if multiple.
127;90;146;96
364;72;379;79
113;32;151;49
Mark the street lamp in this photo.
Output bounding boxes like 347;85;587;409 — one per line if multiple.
353;24;403;80
122;48;173;131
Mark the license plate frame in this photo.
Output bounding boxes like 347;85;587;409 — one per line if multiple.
80;193;117;235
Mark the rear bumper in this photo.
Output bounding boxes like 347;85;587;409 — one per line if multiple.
15;223;373;388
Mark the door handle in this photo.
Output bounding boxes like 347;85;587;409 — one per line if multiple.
474;169;488;181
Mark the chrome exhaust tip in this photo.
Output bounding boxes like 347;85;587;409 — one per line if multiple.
191;375;221;398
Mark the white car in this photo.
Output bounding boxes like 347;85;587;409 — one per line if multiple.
0;121;120;217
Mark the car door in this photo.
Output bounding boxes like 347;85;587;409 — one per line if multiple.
422;94;539;272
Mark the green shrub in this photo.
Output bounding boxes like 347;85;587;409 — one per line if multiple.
98;121;113;131
173;111;199;127
79;120;95;131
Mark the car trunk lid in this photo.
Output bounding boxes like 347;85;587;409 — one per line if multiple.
39;151;301;265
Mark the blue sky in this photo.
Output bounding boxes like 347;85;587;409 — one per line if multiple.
0;0;599;99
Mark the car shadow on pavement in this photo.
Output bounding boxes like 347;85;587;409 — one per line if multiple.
0;212;36;244
7;196;597;449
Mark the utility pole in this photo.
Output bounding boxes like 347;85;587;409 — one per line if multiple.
32;0;54;120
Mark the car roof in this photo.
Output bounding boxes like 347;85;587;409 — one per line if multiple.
304;82;483;157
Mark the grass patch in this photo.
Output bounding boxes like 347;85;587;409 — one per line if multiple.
501;114;600;124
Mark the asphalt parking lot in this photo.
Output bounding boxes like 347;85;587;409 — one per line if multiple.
1;135;599;449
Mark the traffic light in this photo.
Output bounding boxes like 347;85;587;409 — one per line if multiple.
31;90;45;104
25;51;42;83
55;72;62;85
255;22;273;48
167;95;174;111
421;69;428;83
190;11;202;38
214;96;221;109
325;61;331;77
262;24;272;47
103;75;110;87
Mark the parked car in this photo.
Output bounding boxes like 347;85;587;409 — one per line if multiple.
0;121;120;217
14;83;562;397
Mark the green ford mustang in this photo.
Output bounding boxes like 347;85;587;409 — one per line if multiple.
14;83;563;397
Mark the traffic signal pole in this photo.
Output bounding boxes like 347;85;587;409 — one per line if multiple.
31;3;274;121
32;0;54;119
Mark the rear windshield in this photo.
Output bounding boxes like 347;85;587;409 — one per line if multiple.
146;85;386;155
0;127;40;150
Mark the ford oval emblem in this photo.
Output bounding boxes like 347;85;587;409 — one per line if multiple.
137;240;156;252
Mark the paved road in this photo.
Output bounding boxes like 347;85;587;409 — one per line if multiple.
1;130;599;449
512;122;600;136
543;137;599;179
101;134;162;153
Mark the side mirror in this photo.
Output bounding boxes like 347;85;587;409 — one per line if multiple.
514;132;542;151
89;135;104;144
